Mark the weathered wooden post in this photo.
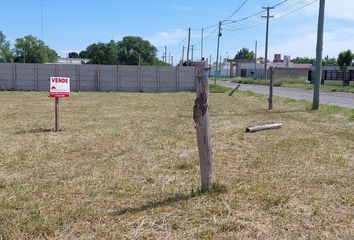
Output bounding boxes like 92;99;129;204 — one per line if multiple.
55;98;60;132
268;66;274;110
193;61;213;192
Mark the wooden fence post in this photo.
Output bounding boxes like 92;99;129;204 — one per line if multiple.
268;66;274;110
55;97;60;132
193;61;213;192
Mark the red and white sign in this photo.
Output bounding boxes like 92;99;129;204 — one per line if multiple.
49;77;70;98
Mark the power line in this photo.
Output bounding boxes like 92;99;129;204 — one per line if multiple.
272;0;289;8
273;0;318;21
224;0;249;20
224;0;318;32
192;0;249;30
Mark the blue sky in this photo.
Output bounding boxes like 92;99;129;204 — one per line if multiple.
1;0;354;63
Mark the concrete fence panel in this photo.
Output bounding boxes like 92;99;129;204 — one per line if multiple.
178;67;196;91
159;66;177;92
140;66;158;92
99;65;118;92
119;66;139;92
0;63;196;93
0;63;14;90
80;65;97;91
16;64;36;91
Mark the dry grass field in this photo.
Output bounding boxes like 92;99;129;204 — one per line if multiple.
0;90;353;239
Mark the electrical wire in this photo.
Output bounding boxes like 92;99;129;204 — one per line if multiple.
224;0;249;21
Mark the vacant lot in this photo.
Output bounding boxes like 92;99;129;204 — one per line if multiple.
0;91;353;239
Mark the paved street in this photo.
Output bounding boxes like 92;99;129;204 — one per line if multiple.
216;81;354;109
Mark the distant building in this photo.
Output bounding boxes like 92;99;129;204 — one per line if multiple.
209;58;235;77
218;54;312;79
55;58;90;65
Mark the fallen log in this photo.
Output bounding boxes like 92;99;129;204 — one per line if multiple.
246;123;283;133
228;84;241;96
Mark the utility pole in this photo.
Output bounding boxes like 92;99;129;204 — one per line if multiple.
254;40;258;79
220;55;222;78
171;56;174;66
168;52;171;64
201;28;204;60
226;52;229;78
209;55;212;66
262;7;274;80
191;45;194;61
187;27;191;64
215;21;222;84
182;45;185;65
164;46;167;63
313;0;326;110
41;0;44;40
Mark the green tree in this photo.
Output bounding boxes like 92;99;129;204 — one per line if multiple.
234;48;255;60
117;36;158;65
338;50;353;85
68;52;80;58
85;40;118;64
79;50;88;59
292;57;315;65
83;36;160;65
14;35;58;63
323;55;337;66
0;31;13;63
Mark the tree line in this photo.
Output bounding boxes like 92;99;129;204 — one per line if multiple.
0;31;168;66
69;36;168;66
0;32;57;63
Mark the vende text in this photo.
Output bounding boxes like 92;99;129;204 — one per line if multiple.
51;78;69;83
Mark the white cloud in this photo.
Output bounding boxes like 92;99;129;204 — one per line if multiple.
268;26;354;58
326;0;354;20
147;29;187;48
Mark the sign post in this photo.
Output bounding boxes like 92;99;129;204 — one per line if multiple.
49;77;70;132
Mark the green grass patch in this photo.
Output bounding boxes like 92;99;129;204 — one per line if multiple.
209;84;231;93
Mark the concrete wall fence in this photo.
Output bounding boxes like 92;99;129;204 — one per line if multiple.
0;63;197;92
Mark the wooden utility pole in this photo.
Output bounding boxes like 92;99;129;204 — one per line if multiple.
193;61;213;192
215;21;222;84
268;66;274;110
187;27;191;64
313;0;326;110
262;7;274;80
201;28;204;60
55;98;60;132
254;40;258;79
